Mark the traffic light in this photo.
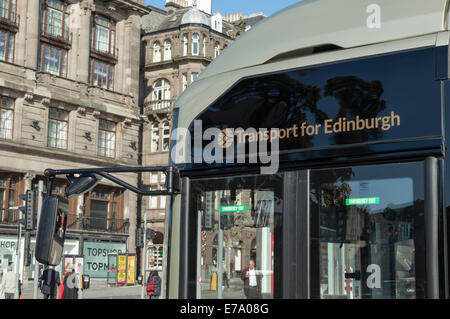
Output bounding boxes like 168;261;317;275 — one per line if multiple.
202;192;214;230
35;196;68;266
136;227;144;248
220;212;234;230
146;229;156;241
18;190;35;231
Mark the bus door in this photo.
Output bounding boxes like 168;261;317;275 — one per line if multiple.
310;159;437;299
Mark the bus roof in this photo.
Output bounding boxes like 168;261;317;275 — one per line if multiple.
199;0;449;80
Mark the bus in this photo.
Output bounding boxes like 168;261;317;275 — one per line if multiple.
37;0;450;300
165;0;450;299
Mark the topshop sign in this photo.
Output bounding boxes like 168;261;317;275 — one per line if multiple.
83;242;126;278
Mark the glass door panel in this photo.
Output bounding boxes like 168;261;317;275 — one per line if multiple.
311;162;426;299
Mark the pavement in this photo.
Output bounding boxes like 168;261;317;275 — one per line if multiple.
20;278;146;299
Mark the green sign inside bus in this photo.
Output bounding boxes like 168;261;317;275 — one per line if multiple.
219;205;247;213
345;197;380;206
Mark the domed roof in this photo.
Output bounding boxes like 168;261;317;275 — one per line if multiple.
180;6;210;26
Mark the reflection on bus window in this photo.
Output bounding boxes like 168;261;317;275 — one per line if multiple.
193;175;282;299
311;162;426;299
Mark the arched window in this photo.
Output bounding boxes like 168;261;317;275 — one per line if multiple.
214;42;220;58
153;41;161;63
163;40;171;60
183;35;188;56
152;79;171;110
150;123;159;152
192;33;199;56
162;121;170;152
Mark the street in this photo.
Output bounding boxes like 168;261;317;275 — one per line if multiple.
20;279;143;299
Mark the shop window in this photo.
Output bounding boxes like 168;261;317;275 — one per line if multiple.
98;119;116;158
47;107;68;149
0;95;14;139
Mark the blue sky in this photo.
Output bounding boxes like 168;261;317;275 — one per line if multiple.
144;0;303;17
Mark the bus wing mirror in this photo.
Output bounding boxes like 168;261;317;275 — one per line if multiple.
35;196;69;266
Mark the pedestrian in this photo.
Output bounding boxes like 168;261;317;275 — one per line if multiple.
62;267;78;299
146;271;162;299
223;267;229;289
241;259;262;299
40;266;61;299
1;266;17;299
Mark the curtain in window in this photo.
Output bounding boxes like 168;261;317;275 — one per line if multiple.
95;25;109;53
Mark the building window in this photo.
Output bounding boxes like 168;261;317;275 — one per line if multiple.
86;188;123;232
0;96;14;140
183;35;188;56
92;14;116;56
163;40;171;61
192;33;199;56
41;0;69;40
0;0;16;22
162;121;170;152
0;174;23;224
182;73;187;92
214;42;220;58
39;43;68;77
90;59;114;90
152;41;161;63
98;119;116;158
152;79;171;110
47;108;68;149
0;29;14;63
202;35;206;56
150;123;159;153
191;72;199;83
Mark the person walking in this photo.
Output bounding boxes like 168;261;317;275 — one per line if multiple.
1;266;17;299
62;267;79;299
241;259;263;299
40;266;61;299
146;271;162;299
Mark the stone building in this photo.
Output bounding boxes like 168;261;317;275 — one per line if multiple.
0;0;150;280
139;0;265;276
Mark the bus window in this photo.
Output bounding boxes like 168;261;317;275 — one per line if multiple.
310;162;426;299
191;174;282;299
